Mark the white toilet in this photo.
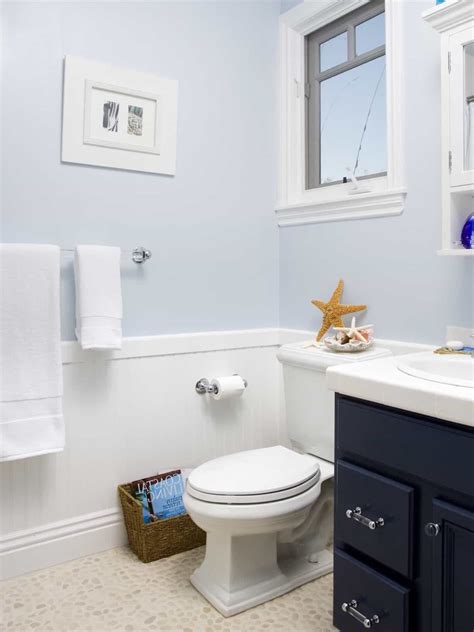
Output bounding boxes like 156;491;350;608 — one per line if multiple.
183;342;390;617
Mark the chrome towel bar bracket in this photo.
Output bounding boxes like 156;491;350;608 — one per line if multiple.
131;247;152;264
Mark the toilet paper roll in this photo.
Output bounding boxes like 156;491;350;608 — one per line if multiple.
210;375;246;400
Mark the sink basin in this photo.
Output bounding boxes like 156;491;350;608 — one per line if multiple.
398;352;474;389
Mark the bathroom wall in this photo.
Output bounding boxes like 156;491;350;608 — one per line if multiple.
0;1;280;340
280;0;301;13
0;331;288;579
0;0;285;579
278;0;473;344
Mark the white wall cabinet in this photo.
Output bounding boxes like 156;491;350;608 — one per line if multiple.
423;0;474;255
449;28;474;188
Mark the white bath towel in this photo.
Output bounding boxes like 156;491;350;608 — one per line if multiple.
0;244;64;461
74;245;122;350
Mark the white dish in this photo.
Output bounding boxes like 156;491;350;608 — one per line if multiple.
324;337;374;353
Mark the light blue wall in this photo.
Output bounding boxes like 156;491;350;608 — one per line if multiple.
279;0;473;344
1;1;280;340
280;0;301;14
2;1;472;346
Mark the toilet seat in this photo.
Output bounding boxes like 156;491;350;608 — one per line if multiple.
186;445;320;505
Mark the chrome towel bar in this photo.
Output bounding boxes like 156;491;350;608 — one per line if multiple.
60;246;152;264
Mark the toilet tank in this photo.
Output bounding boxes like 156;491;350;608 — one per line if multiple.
277;342;391;463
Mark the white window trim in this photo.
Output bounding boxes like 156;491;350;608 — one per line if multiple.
276;0;406;227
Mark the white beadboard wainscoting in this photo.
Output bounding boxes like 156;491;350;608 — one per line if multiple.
0;329;308;580
0;329;430;579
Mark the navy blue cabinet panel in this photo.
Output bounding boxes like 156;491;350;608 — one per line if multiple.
431;500;474;632
336;460;414;578
333;549;410;632
334;395;474;632
336;396;474;498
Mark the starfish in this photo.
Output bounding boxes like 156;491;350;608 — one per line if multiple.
311;280;367;342
333;316;374;342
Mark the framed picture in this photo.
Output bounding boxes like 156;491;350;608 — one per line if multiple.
83;81;162;155
62;56;178;175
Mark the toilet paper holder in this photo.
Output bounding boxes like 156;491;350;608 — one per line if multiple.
195;375;248;395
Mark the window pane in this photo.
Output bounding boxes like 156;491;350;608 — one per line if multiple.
319;55;386;185
320;32;348;72
356;12;385;56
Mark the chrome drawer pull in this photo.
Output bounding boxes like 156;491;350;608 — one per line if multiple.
342;600;380;628
346;507;385;530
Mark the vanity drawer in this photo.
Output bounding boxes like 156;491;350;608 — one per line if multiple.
333;549;410;632
336;460;414;578
336;396;474;499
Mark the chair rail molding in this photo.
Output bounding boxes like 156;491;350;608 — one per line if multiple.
277;0;406;227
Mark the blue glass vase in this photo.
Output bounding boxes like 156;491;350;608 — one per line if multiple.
461;213;474;249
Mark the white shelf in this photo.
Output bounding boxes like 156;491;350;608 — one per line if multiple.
437;248;474;256
423;0;474;33
451;183;474;194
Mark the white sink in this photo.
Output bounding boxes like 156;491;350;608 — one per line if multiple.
398;352;474;389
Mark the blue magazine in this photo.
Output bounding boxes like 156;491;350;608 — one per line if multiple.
132;469;192;522
149;472;187;519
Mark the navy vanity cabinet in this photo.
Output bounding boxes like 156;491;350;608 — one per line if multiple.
333;395;474;632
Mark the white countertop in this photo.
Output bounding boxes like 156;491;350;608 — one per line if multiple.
327;353;474;428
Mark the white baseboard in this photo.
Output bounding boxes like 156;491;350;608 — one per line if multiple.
0;509;126;580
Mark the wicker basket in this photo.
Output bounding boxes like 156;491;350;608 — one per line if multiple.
118;483;206;563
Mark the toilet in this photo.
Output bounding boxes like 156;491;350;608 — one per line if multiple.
183;342;391;617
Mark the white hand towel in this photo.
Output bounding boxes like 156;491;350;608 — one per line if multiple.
0;244;64;461
74;245;122;350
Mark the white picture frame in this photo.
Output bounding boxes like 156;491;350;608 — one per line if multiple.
62;56;178;175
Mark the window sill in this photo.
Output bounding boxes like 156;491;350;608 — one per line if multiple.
275;187;407;227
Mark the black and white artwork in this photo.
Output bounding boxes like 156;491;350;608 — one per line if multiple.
81;77;165;158
128;106;143;136
63;57;177;174
102;101;119;132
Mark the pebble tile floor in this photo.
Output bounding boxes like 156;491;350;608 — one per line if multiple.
1;546;336;632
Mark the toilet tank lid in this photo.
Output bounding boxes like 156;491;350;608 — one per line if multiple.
188;446;320;496
277;341;391;372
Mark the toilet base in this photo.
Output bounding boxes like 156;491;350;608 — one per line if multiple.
190;547;333;617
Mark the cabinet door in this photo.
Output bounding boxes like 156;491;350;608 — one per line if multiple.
449;27;474;188
430;499;474;632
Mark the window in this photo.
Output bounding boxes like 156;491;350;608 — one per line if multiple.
306;1;386;189
277;0;406;226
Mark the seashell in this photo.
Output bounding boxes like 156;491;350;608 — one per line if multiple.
335;331;350;344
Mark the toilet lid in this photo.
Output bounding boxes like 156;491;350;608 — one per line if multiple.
186;446;320;504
